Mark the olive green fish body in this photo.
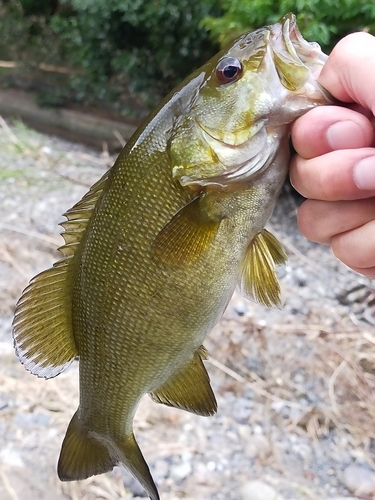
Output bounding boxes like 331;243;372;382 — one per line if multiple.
74;122;287;429
13;14;332;500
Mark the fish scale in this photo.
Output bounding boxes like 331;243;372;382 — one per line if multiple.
12;14;332;500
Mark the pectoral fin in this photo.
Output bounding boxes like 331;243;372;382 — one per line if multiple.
261;228;288;265
152;195;221;266
150;346;217;416
239;229;287;308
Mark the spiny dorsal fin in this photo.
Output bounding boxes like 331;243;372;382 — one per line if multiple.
239;229;287;308
12;171;109;379
152;196;221;266
150;346;217;416
59;170;110;256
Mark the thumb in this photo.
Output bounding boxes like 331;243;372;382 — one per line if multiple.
319;32;375;115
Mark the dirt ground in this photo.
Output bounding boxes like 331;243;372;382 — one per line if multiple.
1;118;375;500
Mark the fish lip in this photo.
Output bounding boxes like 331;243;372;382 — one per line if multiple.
278;14;335;103
271;13;328;71
280;13;303;64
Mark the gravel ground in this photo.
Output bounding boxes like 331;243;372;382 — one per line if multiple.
1;119;375;500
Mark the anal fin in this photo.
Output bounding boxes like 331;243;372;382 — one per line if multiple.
150;346;217;416
239;229;287;308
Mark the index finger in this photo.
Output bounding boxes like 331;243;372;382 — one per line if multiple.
291;105;373;159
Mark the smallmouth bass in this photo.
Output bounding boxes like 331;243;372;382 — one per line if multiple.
13;14;332;500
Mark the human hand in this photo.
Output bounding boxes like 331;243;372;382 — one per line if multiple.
290;32;375;278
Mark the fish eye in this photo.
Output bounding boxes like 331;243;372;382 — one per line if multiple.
215;57;242;84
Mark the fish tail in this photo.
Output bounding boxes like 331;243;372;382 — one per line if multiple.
58;411;160;500
58;411;114;481
117;433;160;500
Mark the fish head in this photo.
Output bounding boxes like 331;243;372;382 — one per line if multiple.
170;13;332;188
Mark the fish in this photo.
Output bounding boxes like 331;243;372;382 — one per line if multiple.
12;13;332;500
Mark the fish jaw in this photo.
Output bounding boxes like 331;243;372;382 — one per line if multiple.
279;13;328;79
269;13;326;93
267;13;333;123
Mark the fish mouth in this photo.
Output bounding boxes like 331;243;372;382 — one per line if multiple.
270;13;328;92
281;13;328;71
281;13;327;68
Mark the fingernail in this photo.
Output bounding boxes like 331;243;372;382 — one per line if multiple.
354;156;375;190
327;121;366;150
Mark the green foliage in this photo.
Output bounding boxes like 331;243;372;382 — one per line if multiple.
202;0;375;51
51;0;222;105
1;0;374;115
0;0;221;113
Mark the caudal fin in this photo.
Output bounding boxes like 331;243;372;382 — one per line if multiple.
58;411;160;500
58;411;113;480
119;433;160;500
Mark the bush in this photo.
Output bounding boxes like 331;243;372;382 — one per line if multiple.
1;0;375;115
202;0;375;52
0;0;221;114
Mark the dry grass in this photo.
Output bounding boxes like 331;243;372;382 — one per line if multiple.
1;117;375;499
206;287;375;472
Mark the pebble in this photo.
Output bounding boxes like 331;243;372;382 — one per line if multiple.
239;480;283;500
244;434;270;459
152;459;169;483
342;464;375;495
291;442;312;462
233;300;247;316
170;461;192;481
40;146;52;155
233;397;253;422
13;411;50;428
0;444;24;467
0;341;13;355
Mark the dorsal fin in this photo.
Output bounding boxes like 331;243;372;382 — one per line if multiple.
12;171;109;379
239;229;287;308
59;171;110;256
